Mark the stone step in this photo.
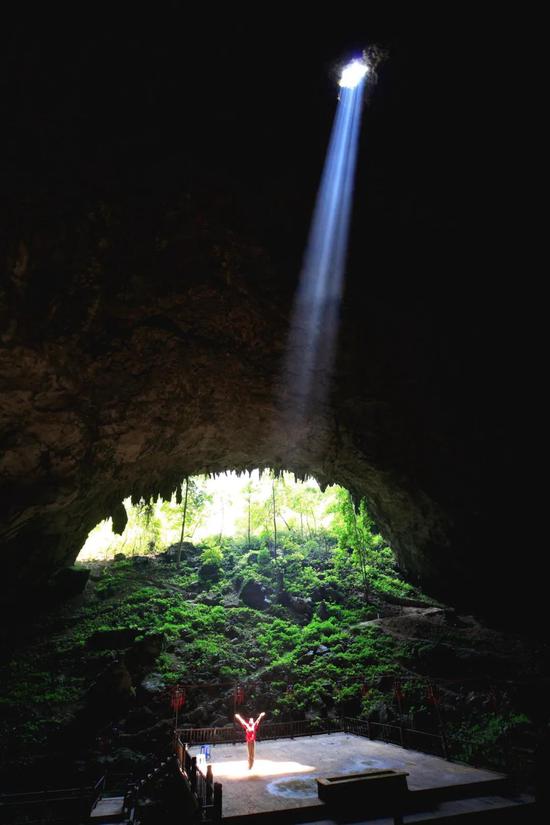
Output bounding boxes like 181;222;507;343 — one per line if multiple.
408;775;509;808
90;795;126;821
223;793;536;825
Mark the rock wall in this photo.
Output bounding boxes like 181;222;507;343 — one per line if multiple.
0;174;526;629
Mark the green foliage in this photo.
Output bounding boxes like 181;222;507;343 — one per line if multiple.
200;544;223;567
450;712;530;767
331;490;421;601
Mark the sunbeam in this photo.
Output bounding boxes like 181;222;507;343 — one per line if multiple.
281;57;368;433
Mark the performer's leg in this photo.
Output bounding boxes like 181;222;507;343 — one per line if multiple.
247;740;255;769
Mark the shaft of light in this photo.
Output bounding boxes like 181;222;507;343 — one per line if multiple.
283;80;365;424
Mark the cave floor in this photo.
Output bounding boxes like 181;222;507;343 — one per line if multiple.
190;732;519;820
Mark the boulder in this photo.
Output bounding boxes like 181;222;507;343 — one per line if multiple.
211;715;229;727
88;660;135;704
277;590;293;607
125;633;165;672
49;565;90;599
196;590;221;605
311;584;345;604
278;590;313;619
162;542;197;562
198;563;221;582
131;555;151;566
221;593;240;608
184;706;211;726
239;579;269;610
87;628;139;650
140;673;166;696
290;596;313;618
124;705;156;733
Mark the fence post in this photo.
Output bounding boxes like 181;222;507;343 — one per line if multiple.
214;782;222;821
206;765;213;804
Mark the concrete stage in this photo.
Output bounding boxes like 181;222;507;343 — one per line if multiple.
190;733;524;821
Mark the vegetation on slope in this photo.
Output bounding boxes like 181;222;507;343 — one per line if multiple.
0;473;537;784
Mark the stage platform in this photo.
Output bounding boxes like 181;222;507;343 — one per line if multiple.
190;732;534;822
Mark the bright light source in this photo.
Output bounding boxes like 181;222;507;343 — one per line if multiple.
338;59;368;89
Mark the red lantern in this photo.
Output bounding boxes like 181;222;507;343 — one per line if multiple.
235;685;245;706
427;682;440;706
393;679;404;704
170;686;186;711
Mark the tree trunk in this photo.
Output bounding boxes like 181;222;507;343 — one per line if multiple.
176;478;189;564
272;481;277;558
218;499;224;543
247;494;251;550
350;492;369;600
279;512;291;531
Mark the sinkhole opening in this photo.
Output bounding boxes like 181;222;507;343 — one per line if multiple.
77;469;419;609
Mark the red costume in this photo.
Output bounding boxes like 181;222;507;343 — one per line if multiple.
245;722;259;742
236;713;265;769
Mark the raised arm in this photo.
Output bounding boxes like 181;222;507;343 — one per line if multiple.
254;711;266;726
235;713;246;728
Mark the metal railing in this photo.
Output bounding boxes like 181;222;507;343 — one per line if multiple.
340;717;447;758
177;716;447;758
177;717;337;746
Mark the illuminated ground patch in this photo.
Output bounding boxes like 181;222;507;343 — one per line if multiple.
210;758;314;779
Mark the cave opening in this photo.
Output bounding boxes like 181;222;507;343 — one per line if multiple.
2;466;543;806
77;469;397;574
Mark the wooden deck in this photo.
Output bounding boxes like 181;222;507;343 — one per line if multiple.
189;733;535;822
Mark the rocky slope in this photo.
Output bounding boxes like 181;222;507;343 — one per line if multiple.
1;550;544;789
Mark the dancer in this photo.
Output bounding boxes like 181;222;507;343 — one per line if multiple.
235;711;266;769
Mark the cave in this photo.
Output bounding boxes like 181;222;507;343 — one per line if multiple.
0;9;543;822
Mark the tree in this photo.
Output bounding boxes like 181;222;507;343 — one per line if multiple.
159;478;211;560
134;500;161;554
175;477;189;564
242;478;255;550
272;479;278;558
333;490;381;600
283;482;324;538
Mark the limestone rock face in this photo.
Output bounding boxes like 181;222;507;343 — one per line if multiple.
0;175;527;630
